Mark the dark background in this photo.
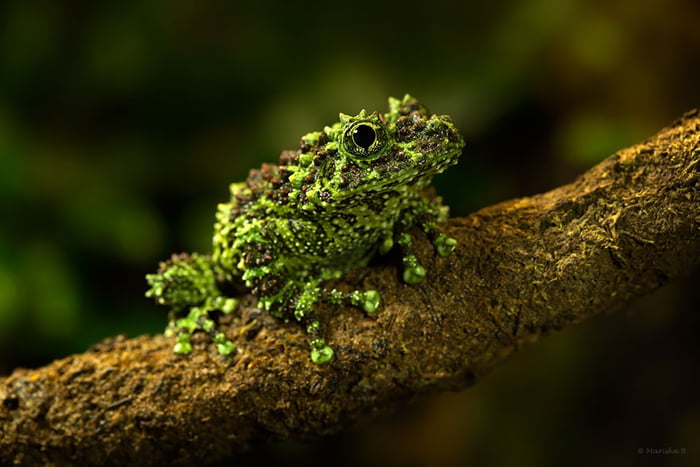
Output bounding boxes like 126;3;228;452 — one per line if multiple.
1;1;698;465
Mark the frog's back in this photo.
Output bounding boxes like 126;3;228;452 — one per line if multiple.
212;155;382;281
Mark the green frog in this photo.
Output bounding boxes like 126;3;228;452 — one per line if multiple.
146;94;464;363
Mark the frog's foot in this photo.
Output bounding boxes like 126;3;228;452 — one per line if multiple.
319;288;381;314
426;229;457;257
286;283;381;364
167;295;238;356
173;329;236;356
417;206;458;257
309;335;334;364
394;218;458;284
397;232;427;284
311;288;381;364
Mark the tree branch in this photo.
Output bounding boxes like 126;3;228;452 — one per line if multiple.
2;110;699;466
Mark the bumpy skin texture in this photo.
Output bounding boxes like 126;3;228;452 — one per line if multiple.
146;95;464;363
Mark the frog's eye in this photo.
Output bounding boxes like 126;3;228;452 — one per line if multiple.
343;121;387;158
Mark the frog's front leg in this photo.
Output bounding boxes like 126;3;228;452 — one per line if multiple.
300;282;381;364
397;231;427;284
146;252;237;355
395;196;458;284
243;219;381;364
421;220;458;258
255;272;380;364
247;270;334;364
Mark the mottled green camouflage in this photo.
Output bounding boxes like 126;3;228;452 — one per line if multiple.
147;95;464;363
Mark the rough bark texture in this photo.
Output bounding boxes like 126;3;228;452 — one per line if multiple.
1;111;699;466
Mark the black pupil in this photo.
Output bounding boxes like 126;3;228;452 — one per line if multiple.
353;124;376;149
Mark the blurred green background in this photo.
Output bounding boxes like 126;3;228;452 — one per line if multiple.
1;0;698;465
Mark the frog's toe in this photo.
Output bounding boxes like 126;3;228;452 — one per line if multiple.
403;265;426;284
310;338;334;364
213;332;236;356
173;333;193;354
434;233;457;257
402;254;426;284
349;289;381;313
360;290;381;313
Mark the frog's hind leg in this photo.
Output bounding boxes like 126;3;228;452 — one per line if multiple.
146;252;237;355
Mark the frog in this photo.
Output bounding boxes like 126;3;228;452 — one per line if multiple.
146;94;465;364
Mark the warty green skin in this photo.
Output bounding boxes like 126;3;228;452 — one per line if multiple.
146;95;465;363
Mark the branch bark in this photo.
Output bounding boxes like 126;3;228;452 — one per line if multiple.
2;111;699;466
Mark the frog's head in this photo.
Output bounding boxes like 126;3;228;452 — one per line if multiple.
286;94;464;208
